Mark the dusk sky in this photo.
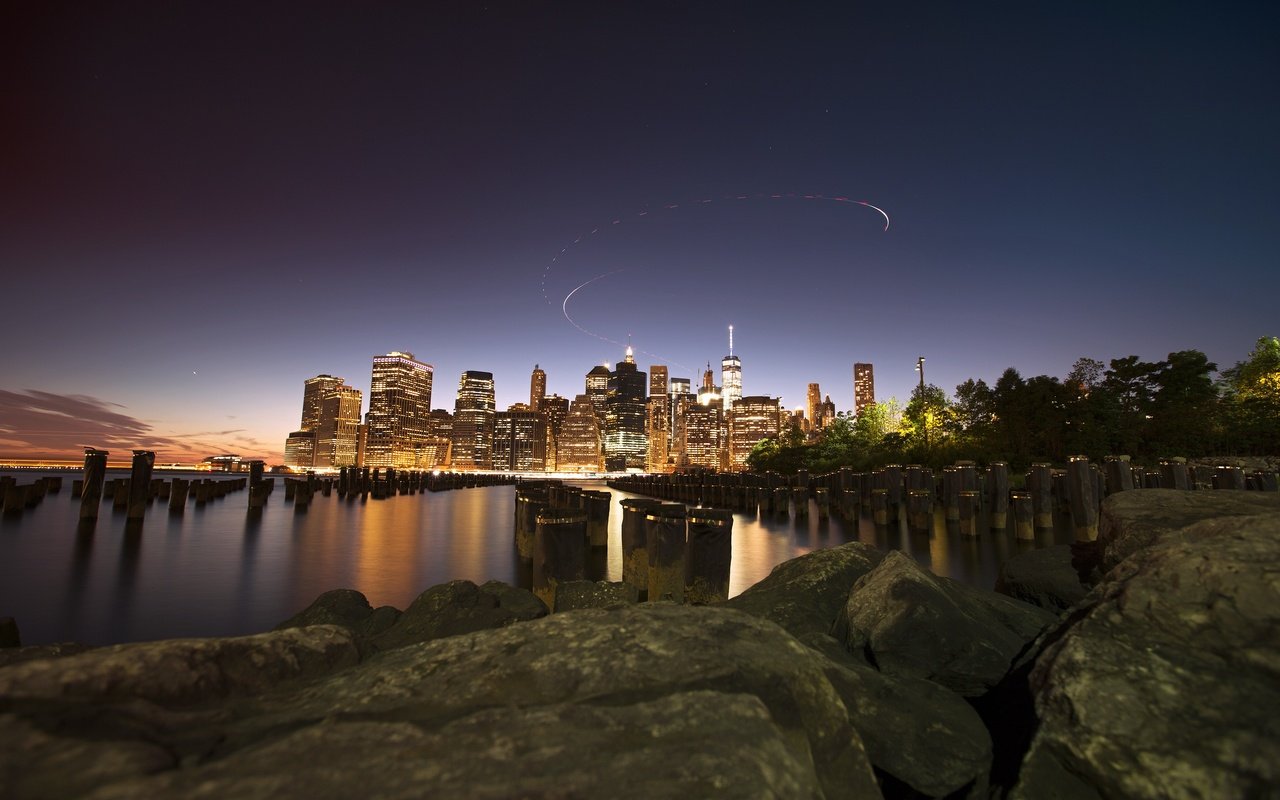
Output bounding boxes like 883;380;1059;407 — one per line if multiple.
3;2;1277;462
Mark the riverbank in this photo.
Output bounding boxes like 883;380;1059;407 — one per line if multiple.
1;488;1277;798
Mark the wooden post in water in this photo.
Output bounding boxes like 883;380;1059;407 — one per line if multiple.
79;448;109;522
581;490;611;550
1103;456;1133;495
907;489;933;534
1159;458;1189;490
646;504;687;603
958;491;979;537
126;450;155;522
1028;463;1054;528
1011;491;1034;541
1067;456;1098;541
986;462;1009;530
792;486;809;518
685;507;732;604
870;488;889;526
169;478;189;513
1213;465;1246;490
620;498;662;598
534;508;587;611
814;487;830;520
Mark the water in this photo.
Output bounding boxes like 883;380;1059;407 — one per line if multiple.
0;471;1074;646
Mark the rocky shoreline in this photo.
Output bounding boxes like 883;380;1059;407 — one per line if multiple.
2;488;1277;798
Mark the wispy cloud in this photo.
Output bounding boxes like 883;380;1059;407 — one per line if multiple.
0;390;274;462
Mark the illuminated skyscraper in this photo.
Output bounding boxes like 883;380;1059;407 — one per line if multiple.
647;365;670;472
529;365;546;412
585;364;611;426
806;383;822;433
683;402;722;470
301;375;344;431
540;394;569;471
605;346;648;471
721;325;742;407
493;410;547;472
819;394;837;429
284;430;316;470
365;352;434;469
558;394;603;472
316;384;363;468
728;396;781;471
451;371;496;470
854;363;876;416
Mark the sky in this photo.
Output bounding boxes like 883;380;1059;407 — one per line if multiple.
2;1;1277;462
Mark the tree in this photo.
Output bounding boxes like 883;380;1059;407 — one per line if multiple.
1147;350;1218;456
1220;336;1280;454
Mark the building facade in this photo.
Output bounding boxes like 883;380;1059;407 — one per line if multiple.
721;325;742;408
604;347;648;471
493;410;547;472
451;371;496;470
854;362;875;417
365;352;434;469
728;395;781;471
316;384;363;468
529;365;546;412
557;394;604;472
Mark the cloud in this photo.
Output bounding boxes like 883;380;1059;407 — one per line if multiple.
0;389;274;462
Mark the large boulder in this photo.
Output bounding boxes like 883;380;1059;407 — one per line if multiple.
0;605;881;799
370;579;547;651
994;545;1089;614
553;579;639;611
1013;514;1280;799
726;543;991;797
836;551;1055;697
724;541;883;643
273;588;401;638
1098;488;1280;573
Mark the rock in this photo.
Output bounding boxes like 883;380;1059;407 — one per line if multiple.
553;580;639;611
836;551;1055;697
0;643;94;669
1098;488;1280;573
84;694;826;800
0;605;880;799
0;617;18;648
370;579;547;652
273;588;401;638
723;541;883;644
0;625;361;705
1013;515;1280;799
994;545;1089;614
726;545;992;796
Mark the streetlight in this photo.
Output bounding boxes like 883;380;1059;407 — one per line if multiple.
915;356;928;449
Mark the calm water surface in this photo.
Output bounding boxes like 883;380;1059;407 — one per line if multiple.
0;471;1073;645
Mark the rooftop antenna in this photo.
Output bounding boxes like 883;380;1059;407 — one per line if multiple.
728;324;734;356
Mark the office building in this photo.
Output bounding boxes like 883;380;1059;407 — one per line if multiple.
451;371;496;470
721;325;742;407
316;384;363;468
806;383;822;434
854;362;875;416
365;352;434;469
605;346;648;471
529;365;546;412
728;395;781;471
493;410;547;472
284;430;316;470
683;402;722;470
585;364;611;427
540;394;569;471
557;394;604;472
301;375;344;432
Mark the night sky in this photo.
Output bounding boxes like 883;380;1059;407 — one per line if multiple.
3;2;1277;462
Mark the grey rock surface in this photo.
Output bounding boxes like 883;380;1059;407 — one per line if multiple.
553;579;639;611
994;544;1089;614
837;551;1055;697
1013;514;1280;800
369;579;547;651
0;605;881;800
1098;488;1280;572
273;588;401;638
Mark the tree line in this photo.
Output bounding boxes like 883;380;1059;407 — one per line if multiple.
747;336;1280;474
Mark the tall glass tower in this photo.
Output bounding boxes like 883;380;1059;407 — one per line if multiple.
604;346;648;471
365;352;433;468
451;370;496;470
721;325;742;407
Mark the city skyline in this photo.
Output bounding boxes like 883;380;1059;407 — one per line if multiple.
2;3;1277;463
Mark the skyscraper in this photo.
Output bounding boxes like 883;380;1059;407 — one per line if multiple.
728;395;781;471
605;346;648;471
315;384;363;468
451;371;496;470
540;394;569;471
806;383;822;433
646;365;670;473
683;402;722;470
585;363;611;426
301;375;344;432
365;352;434;469
854;363;876;416
721;325;742;407
557;394;603;472
493;409;547;472
529;364;546;412
284;430;316;469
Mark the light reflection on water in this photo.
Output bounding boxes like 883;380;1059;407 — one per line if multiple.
0;471;1073;646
